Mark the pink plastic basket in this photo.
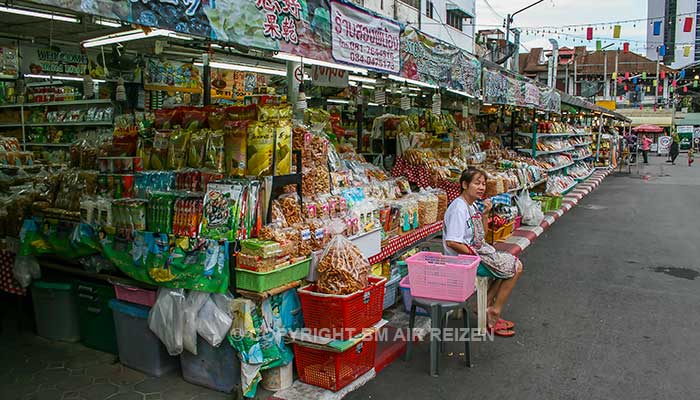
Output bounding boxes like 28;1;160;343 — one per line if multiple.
405;252;480;302
513;216;522;230
113;283;157;307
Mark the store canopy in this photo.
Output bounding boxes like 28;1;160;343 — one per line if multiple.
632;124;664;133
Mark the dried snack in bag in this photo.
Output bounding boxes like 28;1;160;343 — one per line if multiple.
205;129;225;172
247;122;274;176
278;193;302;225
224;121;248;176
168;128;190;170
317;235;369;295
188;130;208;169
275;122;292;175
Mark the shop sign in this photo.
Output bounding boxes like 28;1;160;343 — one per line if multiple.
483;69;510;105
657;135;672;155
21;44;88;76
330;0;400;73
144;57;203;92
399;27;481;97
311;65;348;87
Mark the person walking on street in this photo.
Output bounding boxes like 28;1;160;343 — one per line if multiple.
669;132;680;165
689;147;695;167
641;134;653;164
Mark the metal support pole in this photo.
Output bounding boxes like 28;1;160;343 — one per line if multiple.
603;53;608;99
202;53;211;106
287;61;301;118
614;51;619;98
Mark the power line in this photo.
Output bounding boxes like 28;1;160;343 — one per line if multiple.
480;0;504;20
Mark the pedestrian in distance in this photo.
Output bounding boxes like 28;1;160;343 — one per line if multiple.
669;132;680;165
443;168;523;337
641;134;653;164
689;147;695;167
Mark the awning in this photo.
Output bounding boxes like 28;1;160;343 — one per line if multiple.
632;124;664;133
629;116;673;127
446;1;475;18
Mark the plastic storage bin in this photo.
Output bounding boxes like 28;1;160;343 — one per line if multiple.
32;281;80;342
405;252;479;302
109;299;179;377
399;276;428;316
236;257;310;292
180;336;240;393
298;276;386;340
113;283;157;307
76;281;118;354
382;274;401;310
293;334;377;391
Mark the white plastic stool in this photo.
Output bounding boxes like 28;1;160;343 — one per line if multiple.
476;276;490;335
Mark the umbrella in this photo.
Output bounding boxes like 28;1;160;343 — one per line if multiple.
632;124;664;133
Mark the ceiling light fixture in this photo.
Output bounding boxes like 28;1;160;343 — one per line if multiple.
94;19;123;28
25;73;106;83
327;99;350;104
0;5;80;23
194;61;286;76
82;29;192;48
349;75;376;84
273;53;369;75
388;74;438;89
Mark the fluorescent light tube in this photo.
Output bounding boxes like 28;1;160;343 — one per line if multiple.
83;29;191;48
0;5;80;23
327;99;350;104
25;73;106;83
194;61;286;77
388;74;438;89
95;19;123;28
349;75;376;84
273;53;368;75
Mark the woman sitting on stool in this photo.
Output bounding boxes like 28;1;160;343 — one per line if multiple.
442;168;523;337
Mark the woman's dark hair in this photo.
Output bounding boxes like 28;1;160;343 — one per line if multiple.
460;167;487;191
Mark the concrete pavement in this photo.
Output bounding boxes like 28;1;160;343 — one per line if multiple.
347;156;700;400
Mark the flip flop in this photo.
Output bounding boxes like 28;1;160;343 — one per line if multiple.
498;319;515;329
487;324;515;337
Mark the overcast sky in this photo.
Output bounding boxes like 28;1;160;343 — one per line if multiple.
475;0;649;53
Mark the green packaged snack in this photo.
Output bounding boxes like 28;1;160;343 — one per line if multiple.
201;182;244;240
240;239;281;258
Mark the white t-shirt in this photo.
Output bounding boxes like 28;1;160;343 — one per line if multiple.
442;197;476;256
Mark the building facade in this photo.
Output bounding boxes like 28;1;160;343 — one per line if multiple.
352;0;476;53
646;0;699;68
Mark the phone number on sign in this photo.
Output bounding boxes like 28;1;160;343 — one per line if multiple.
349;51;396;71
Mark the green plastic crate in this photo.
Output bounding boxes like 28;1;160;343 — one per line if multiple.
549;195;562;210
76;281;118;354
236;258;311;292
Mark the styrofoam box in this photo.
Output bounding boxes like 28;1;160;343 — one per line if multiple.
349;229;382;260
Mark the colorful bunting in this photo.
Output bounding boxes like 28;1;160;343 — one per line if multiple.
623;42;630;53
684;17;693;32
684;86;688;93
596;40;602;51
653;21;662;36
625;72;630;80
613;25;621;38
684;46;692;57
660;71;666;80
586;27;593;40
642;72;647;80
659;45;666;57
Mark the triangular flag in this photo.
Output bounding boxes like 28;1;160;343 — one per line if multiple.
633;77;638;84
596;40;602;51
612;72;617;80
671;86;675;92
694;80;698;88
646;86;651;92
642;72;647;80
684;17;693;32
613;25;621;38
672;80;677;87
624;85;628;91
653;21;662;36
618;77;623;84
623;43;630;53
660;71;666;80
659;45;666;57
680;69;686;79
659;86;663;94
684;46;691;57
587;27;593;40
684;86;688;92
625;72;630;80
653;80;658;86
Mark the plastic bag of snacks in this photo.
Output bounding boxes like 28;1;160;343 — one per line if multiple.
417;190;439;225
150;130;171;170
277;193;302;225
168;129;190;170
317;235;370;295
188;130;208;169
201;182;244;240
205;129;225;172
224;121;248;176
275;122;292;175
246;122;274;176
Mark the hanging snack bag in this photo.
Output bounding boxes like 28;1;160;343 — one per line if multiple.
167;128;190;170
150;130;171;170
182;108;208;131
201;182;243;240
246;122;274;176
205;129;225;173
275;122;292;175
188;129;208;168
224;120;249;176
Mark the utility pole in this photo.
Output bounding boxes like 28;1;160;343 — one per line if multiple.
614;50;619;98
504;0;545;71
655;46;661;106
603;53;608;99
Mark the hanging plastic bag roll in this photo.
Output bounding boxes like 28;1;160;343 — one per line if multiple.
183;290;209;355
196;296;233;348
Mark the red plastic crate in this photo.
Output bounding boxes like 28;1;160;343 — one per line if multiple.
293;334;376;392
298;277;386;340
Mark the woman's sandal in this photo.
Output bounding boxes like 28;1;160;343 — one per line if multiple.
487;320;515;337
498;319;515;329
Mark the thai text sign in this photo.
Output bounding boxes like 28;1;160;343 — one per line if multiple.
330;0;400;73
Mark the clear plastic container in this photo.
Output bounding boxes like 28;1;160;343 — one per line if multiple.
32;281;80;342
109;299;179;377
180;336;240;393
